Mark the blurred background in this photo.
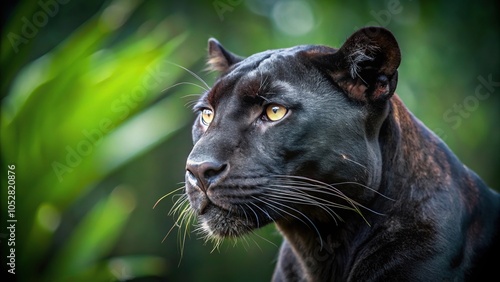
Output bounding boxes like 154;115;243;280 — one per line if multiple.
1;0;498;281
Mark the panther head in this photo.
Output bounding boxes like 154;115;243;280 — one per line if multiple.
185;27;401;239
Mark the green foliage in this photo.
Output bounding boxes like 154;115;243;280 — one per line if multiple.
1;0;191;280
1;0;498;281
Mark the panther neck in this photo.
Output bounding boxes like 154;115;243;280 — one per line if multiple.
275;95;463;281
378;95;460;202
276;218;364;281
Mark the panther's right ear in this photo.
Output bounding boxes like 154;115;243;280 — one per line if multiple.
207;38;243;72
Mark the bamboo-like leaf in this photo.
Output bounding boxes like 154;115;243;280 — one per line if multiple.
0;1;193;281
44;186;136;282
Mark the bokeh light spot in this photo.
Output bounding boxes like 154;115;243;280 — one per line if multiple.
272;0;315;36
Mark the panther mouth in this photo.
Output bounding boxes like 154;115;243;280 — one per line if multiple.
185;172;261;238
184;171;367;239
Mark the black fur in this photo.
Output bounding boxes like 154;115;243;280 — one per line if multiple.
184;27;500;281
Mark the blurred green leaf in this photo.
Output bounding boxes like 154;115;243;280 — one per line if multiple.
1;0;192;281
45;186;136;281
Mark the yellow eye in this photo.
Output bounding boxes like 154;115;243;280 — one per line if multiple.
201;109;214;125
265;104;287;121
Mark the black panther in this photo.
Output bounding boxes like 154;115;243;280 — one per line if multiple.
182;27;500;281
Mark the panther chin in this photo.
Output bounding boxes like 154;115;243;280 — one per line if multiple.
198;204;257;238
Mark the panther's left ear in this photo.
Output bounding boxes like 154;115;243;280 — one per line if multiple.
207;38;244;72
312;27;401;102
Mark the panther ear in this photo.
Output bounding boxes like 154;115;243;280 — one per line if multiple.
315;27;401;102
207;38;243;72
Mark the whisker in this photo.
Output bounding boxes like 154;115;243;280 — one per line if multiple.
268;183;357;210
264;187;342;225
148;81;205;108
250;229;278;248
182;93;203;108
179;210;196;263
182;93;203;99
169;194;189;216
249;202;273;222
333;181;394;201
167;61;211;90
160;81;208;94
209;236;223;253
239;205;250;226
258;69;269;93
246;236;261;252
273;176;352;200
153;185;185;209
160;171;390;263
238;234;250;251
253;196;324;249
157;187;196;264
340;153;367;170
279;180;390;217
273;180;360;215
244;203;261;228
272;175;364;217
271;175;385;225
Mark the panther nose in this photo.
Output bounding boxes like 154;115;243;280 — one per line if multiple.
186;161;229;191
